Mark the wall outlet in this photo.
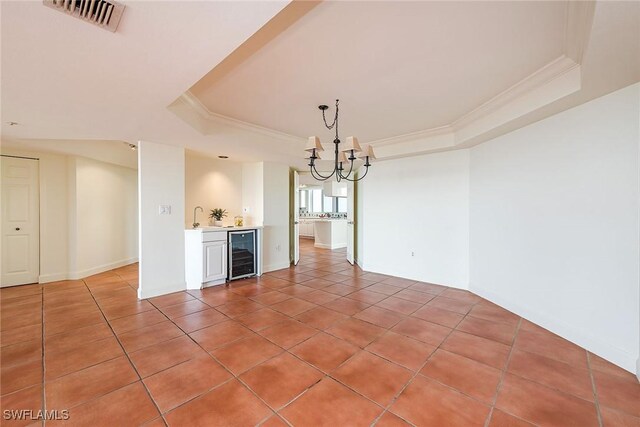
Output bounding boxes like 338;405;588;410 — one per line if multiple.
411;251;415;257
276;244;281;252
159;205;171;215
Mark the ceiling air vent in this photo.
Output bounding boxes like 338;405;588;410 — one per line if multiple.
43;0;125;32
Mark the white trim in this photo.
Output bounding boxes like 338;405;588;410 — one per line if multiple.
180;91;305;143
137;282;186;300
263;262;291;273
470;284;638;374
564;1;596;64
38;272;69;283
67;257;138;280
314;242;346;250
450;56;579;131
636;358;640;382
371;126;452;148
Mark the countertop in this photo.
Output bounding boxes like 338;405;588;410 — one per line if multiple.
186;225;263;232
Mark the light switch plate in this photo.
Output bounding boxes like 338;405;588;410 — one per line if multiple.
159;205;171;215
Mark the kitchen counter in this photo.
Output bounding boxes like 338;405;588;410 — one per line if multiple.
187;225;263;232
184;226;263;290
314;219;347;249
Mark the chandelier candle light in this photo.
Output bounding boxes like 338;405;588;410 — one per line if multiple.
305;99;375;182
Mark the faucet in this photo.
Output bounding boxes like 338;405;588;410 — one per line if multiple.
193;206;203;228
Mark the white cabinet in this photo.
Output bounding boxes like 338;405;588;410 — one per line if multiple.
185;230;228;289
300;220;315;237
203;241;227;282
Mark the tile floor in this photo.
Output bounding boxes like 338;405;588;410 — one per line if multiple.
1;239;639;426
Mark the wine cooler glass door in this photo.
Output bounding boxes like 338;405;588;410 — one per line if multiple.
229;231;256;279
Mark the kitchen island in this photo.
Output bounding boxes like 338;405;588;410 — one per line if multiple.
313;219;347;249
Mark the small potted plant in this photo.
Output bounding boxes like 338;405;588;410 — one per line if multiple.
209;208;228;226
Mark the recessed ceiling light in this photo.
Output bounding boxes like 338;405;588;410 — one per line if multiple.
218;155;229;159
7;121;18;126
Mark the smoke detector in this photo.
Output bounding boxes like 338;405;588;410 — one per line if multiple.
43;0;125;32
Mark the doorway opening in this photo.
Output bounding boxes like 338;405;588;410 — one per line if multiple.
292;171;356;266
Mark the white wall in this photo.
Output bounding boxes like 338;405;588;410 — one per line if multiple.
262;162;290;272
72;157;138;277
185;152;243;227
138;141;186;299
469;83;640;372
0;148;69;282
242;162;264;227
360;150;470;288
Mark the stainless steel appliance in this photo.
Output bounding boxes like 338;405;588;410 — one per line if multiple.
228;230;257;280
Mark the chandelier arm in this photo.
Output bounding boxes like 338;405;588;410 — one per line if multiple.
342;164;369;182
309;98;370;182
310;163;336;181
339;156;355;180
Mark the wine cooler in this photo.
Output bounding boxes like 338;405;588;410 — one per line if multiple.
228;230;257;280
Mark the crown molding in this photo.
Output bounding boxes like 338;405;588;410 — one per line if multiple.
179;91;305;143
370;125;452;147
369;55;580;150
451;55;579;131
564;1;596;64
175;2;596;160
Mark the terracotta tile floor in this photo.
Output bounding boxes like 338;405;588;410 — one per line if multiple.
1;239;639;426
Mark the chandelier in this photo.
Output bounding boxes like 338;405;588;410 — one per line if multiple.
305;99;375;182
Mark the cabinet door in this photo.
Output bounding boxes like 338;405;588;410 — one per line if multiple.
203;241;227;282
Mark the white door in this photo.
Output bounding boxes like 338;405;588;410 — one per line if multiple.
293;171;300;265
346;181;355;265
1;157;40;287
203;241;227;282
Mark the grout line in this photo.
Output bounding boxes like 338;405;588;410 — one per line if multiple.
82;277;165;422
586;352;604;427
483;317;522;427
40;285;46;425
368;297;488;426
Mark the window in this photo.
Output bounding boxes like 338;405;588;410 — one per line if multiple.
301;188;347;214
323;196;333;213
299;190;307;209
337;197;347;213
311;189;322;213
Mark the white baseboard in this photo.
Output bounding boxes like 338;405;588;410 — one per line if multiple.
263;262;291;273
637;358;640;382
38;258;138;283
68;257;139;280
314;242;347;250
138;282;186;299
470;283;638;374
39;272;69;284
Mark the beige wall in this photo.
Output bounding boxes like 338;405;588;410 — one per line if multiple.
185;151;243;227
72;156;138;278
